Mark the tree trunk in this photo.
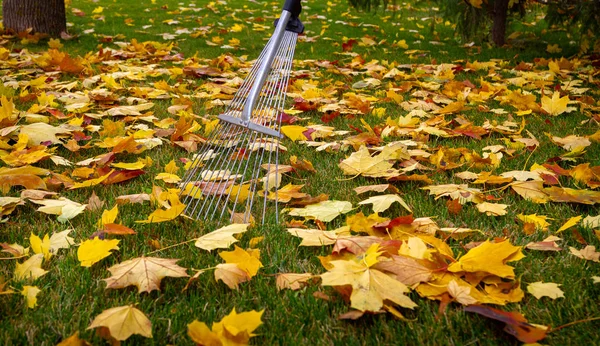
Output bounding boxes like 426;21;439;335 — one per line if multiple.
2;0;66;36
491;0;509;46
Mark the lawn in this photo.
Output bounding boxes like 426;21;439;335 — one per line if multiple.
0;0;599;345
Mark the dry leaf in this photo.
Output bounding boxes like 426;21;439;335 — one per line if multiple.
104;256;189;293
77;237;120;267
187;308;263;346
195;223;249;251
358;194;412;213
527;282;564;300
87;305;152;341
276;273;314;290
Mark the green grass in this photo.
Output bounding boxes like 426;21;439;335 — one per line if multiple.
1;0;599;345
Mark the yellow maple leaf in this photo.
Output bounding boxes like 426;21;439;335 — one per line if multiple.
320;244;417;312
448;280;478;306
517;213;552;231
267;183;308;203
87;305;152;341
475;202;508;216
69;169;114;190
214;263;251;289
77;237;120;267
287;226;351;246
546;44;562;53
195;223;250;251
338;145;397;178
14;254;48;281
280;125;308;141
276;273;314;291
527;282;564;300
104;256;189;293
188;308;263;346
30;233;51;261
448;240;523;278
288;200;353;222
21;285;41;309
219;246;263;277
99;205;119;228
541;91;569;116
358;194;412;213
136;195;185;224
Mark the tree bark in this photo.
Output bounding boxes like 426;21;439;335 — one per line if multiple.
2;0;67;36
491;0;509;46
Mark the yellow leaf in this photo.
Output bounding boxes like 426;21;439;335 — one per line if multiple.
21;285;41;309
69;169;114;190
287;226;351;246
195;223;250;251
288;200;353;222
358;194;411;213
48;38;63;49
164;160;178;174
188;308;263;346
136;196;185;224
527;282;564;300
475;202;508;216
30;233;51;261
104;256;189;293
546;44;562;53
447;280;478;306
14;254;48;281
267;183;308;203
214;263;250;289
338;146;397;178
448;240;523;278
398;237;431;260
541;91;569;116
19;122;71;146
468;0;483;8
111;160;146;170
219;246;263;277
230;23;244;32
87;305;152;341
517;214;552;231
280;125;308;141
77;237;120;267
556;215;582;233
99;205;119;228
276;273;314;291
320;244;417;312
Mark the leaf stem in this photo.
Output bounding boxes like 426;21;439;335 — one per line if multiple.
550;316;600;333
145;238;196;256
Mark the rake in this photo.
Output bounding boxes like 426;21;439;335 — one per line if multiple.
179;0;304;224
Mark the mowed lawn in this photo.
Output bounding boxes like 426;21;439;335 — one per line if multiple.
0;0;599;345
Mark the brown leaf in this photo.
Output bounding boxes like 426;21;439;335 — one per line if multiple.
464;305;548;343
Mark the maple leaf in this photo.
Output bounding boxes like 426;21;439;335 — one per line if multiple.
87;305;152;341
280;125;308;141
195;223;250;251
267;183;309;203
136;194;185;224
465;305;548;343
338;145;397;178
569;245;600;262
556;215;582;233
508;180;549;203
287;226;351;246
14;254;48;281
288;200;353;222
77;237;120;267
19;122;71;146
527;282;564;300
475;202;508;216
21;285;41;309
541;91;569;116
358;194;412;213
448;280;478;306
448;240;523;278
104;256;189;293
276;273;314;291
517;214;552;231
188;308;263;346
320;244;417;312
373;255;433;286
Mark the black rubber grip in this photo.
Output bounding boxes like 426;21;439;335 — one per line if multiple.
283;0;302;18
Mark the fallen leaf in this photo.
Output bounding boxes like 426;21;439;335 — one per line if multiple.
358;194;412;213
104;256;189;293
527;282;564;300
464;305;548;343
187;308;263;346
448;280;478;306
569;245;600;262
195;223;250;251
77;237;120;267
14;254;48;281
448;240;523;278
276;273;314;290
288;200;353;222
21;285;41;308
87;305;152;341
